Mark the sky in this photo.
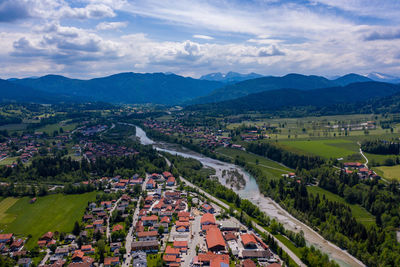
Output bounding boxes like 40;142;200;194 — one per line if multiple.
0;0;400;79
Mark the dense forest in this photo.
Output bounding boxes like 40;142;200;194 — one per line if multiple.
361;139;400;155
249;157;400;266
0;146;165;184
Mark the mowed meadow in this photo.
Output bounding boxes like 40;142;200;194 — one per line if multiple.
278;139;360;159
0;192;96;248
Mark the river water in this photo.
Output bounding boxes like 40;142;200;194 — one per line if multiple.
134;125;364;267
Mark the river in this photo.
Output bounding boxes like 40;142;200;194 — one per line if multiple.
134;125;364;267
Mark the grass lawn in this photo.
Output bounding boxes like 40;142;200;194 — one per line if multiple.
147;253;163;266
279;139;360;160
0;192;97;249
0;197;19;222
365;152;398;166
375;165;400;181
216;147;292;179
0;123;28;132
36;121;78;135
275;234;303;258
0;156;19;166
307;186;375;226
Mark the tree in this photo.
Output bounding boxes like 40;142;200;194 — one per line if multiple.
97;239;106;263
73;221;81;236
158;225;165;236
49;244;57;253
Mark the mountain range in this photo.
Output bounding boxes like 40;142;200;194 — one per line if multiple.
200;71;263;83
9;73;223;105
0;79;79;103
1;71;400;110
187;81;400;114
366;72;400;84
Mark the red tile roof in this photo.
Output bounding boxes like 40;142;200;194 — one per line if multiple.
41;232;53;240
201;213;215;225
167;176;176;184
173;240;188;248
165;246;180;255
72;250;84;259
137;231;158;238
176;221;189;227
0;233;13;240
162;171;173;178
178;211;190;218
198;252;229;264
243;259;257;267
179;217;189;222
142;215;158;221
241;234;257;247
81;245;93;251
112;224;124;232
104;257;119;265
161;217;170;223
206;227;225;250
163;254;177;262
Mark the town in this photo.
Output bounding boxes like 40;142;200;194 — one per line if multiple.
1;169;282;267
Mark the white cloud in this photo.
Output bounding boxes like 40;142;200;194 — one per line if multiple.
193;34;214;40
96;21;128;31
1;0;400;78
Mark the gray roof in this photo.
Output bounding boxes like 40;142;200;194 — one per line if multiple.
18;258;32;264
242;249;270;258
131;240;159;248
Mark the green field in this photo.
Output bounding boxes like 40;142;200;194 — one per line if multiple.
375;165;400;181
307;186;375;226
0;192;97;248
279;139;360;160
36;121;78;134
364;152;399;166
216;147;292;179
0;123;28;132
0;156;19;166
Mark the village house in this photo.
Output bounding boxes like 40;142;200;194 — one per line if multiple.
201;213;216;230
206;227;226;252
167;176;176;186
104;257;119;267
201;203;215;213
141;215;158;226
137;231;158;241
241;234;257;249
0;233;13;243
131;241;159;253
146;178;156;189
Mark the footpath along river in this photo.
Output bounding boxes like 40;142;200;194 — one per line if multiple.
134;125;364;267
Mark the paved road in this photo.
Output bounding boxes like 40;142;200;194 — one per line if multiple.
182;215;201;267
357;142;369;168
179;176;306;267
122;176;148;267
38;249;51;266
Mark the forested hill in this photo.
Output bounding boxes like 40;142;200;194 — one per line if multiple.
333;73;372;86
189;73;339;104
10;72;224;105
187;81;400;114
0;78;77;103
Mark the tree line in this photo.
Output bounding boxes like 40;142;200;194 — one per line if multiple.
361;139;400;155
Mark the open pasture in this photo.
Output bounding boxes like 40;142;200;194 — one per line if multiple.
0;192;96;249
278;139;360;160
